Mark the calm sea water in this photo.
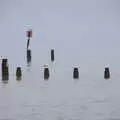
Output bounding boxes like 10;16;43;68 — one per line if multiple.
0;58;120;120
0;0;119;119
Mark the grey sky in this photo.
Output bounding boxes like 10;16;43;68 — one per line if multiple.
0;0;120;75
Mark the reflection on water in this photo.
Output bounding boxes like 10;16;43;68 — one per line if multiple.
2;79;8;84
16;76;22;81
27;62;31;67
2;75;9;81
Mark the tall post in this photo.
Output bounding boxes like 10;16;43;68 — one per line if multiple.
27;49;31;63
2;58;9;80
51;49;54;62
26;29;32;65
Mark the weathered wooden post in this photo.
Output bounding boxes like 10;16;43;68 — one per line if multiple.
16;67;22;80
73;67;79;79
1;58;9;80
44;67;50;79
51;49;54;62
104;67;110;79
27;49;31;63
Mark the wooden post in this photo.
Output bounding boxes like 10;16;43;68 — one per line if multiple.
44;67;50;79
16;67;22;80
1;59;9;80
27;49;31;63
73;67;79;79
51;49;54;62
104;67;110;79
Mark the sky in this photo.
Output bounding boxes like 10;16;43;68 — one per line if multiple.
0;0;120;76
